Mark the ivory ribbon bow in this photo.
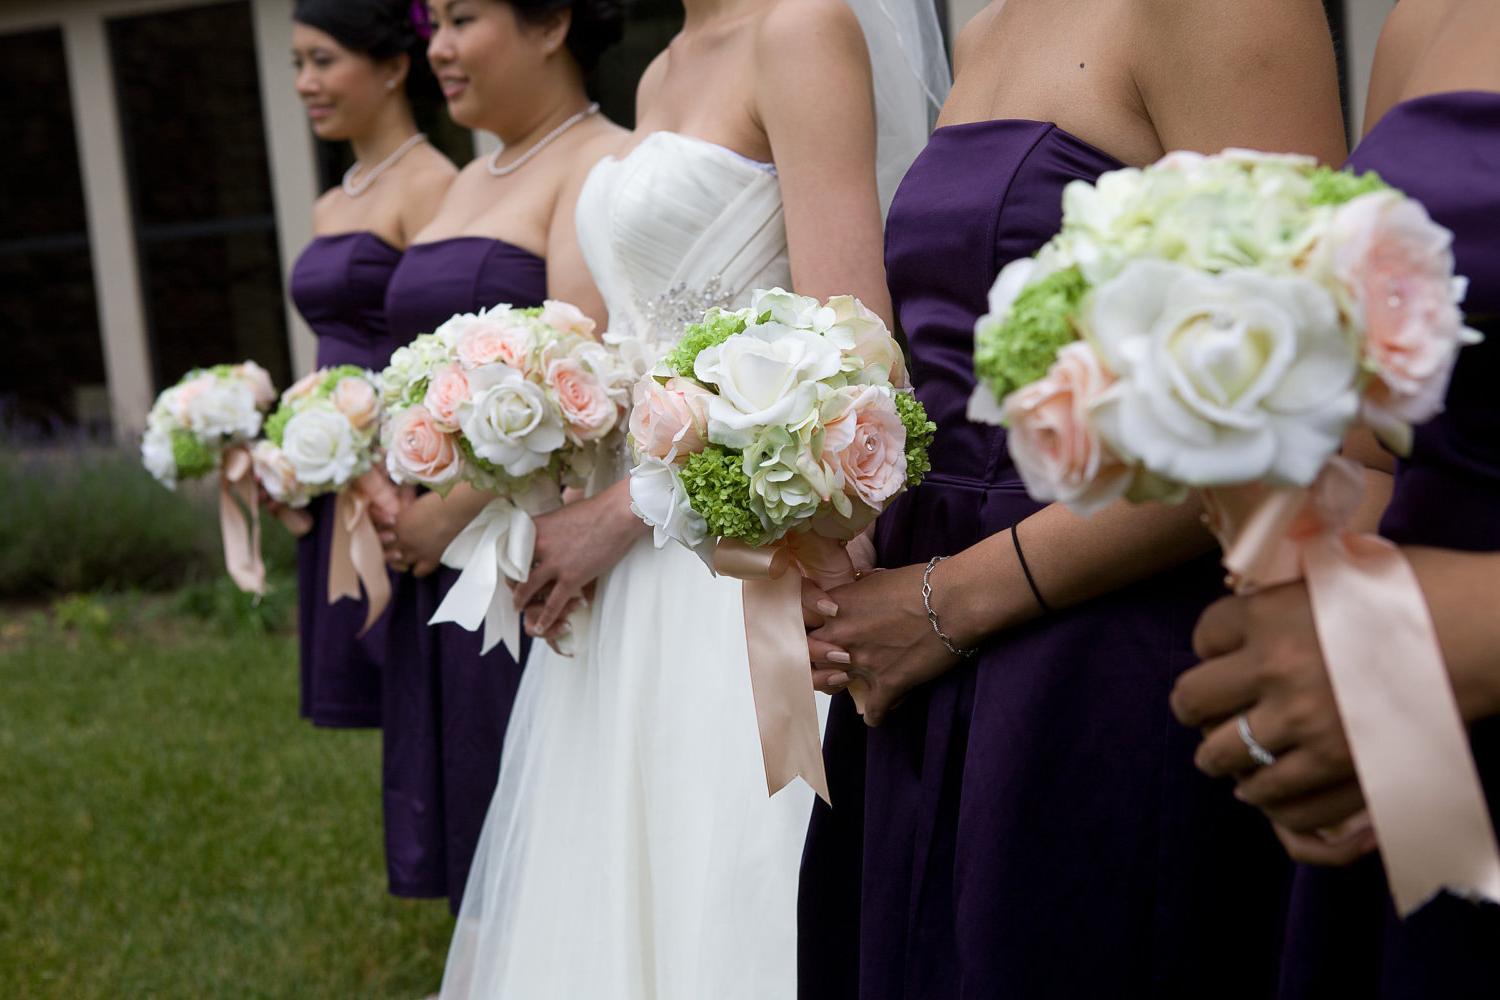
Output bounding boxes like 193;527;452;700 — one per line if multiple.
219;446;265;596
328;486;392;635
714;531;864;804
428;486;566;657
1204;456;1500;916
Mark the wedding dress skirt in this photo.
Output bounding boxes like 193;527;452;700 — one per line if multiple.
441;133;822;999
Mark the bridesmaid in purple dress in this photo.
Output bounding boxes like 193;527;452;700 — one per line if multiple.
285;1;455;728
377;0;624;912
798;2;1347;996
1171;3;1500;996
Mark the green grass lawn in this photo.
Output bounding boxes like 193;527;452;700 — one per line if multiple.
0;599;454;998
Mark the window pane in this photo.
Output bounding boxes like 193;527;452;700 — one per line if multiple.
109;0;291;392
0;28;107;434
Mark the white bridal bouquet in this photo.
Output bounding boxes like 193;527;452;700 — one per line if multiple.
627;287;934;799
969;149;1491;915
254;365;389;628
141;361;279;595
379;300;634;654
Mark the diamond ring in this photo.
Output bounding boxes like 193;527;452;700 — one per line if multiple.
1237;714;1277;768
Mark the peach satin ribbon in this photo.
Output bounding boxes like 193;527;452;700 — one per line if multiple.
1205;457;1500;915
328;486;392;635
219;446;265;596
714;532;864;804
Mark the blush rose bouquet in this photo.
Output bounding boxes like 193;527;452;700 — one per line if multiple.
968;149;1493;914
378;300;633;655
626;288;934;800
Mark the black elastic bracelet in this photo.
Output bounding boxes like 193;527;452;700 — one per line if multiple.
1011;523;1051;615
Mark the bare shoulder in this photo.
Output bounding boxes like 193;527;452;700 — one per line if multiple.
635;49;670;117
1130;0;1330;48
755;0;864;62
400;147;458;199
312;186;341;227
566;118;629;183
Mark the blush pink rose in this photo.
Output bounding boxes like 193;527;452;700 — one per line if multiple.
422;364;470;433
331;375;380;431
1324;192;1482;445
821;386;908;509
630;377;711;461
457;322;532;371
540;299;597;338
283;370;323;404
547;358;616;442
828;295;909;387
171;374;214;424
384;405;462;487
238;361;277;409
1002;341;1132;515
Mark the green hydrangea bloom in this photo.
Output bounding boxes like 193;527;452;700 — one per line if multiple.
1308;167;1388;206
894;391;936;488
263;406;293;446
663;308;751;378
170;429;217;480
973;265;1088;403
678;446;762;544
317;364;368;396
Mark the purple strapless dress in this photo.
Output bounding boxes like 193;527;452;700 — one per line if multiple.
800;121;1291;998
1279;90;1500;1000
381;237;544;910
287;232;403;728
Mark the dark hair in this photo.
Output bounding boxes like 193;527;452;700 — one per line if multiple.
509;0;625;75
293;0;440;100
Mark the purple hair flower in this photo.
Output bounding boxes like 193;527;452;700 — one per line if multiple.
408;1;433;40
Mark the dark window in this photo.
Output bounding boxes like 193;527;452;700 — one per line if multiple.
109;1;291;393
0;28;107;434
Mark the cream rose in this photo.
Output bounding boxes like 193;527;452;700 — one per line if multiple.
1088;260;1359;488
743;426;825;532
423;364;471;433
547;357;617;442
540;299;596;338
458;364;566;477
283;370;324;404
821;385;907;509
251;440;310;507
1002;341;1133;515
1318;191;1483;449
281;400;359;487
629;377;711;461
182;376;262;440
751;287;835;331
141;426;178;488
384;405;462;487
826;295;909;387
332;375;381;432
238;361;277;409
695;324;840;448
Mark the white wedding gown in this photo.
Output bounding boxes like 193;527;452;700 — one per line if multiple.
440;132;824;1000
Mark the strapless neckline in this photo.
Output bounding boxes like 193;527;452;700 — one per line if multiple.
1363;88;1500;141
930;118;1127;169
606;131;777;174
406;234;543;262
308;230;403;255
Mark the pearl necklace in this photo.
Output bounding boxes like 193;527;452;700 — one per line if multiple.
341;133;428;198
487;103;600;177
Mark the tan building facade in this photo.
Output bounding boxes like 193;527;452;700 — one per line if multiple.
1;0;1392;440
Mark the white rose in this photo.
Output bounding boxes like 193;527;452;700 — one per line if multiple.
458;364;566;477
629;453;708;551
1088;260;1359;488
694;324;841;447
141;426;178;488
184;378;262;441
281;400;360;488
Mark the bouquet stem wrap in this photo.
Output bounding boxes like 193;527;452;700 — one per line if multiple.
1205;457;1500;915
219;446;266;596
713;533;857;804
428;484;566;658
329;485;392;635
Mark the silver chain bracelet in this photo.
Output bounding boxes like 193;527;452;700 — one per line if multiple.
923;555;977;658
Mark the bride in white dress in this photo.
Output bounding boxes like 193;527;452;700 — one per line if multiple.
440;0;947;995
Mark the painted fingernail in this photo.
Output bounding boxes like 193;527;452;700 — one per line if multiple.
816;599;839;618
826;672;850;688
827;650;851;664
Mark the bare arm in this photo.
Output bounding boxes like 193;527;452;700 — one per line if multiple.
754;0;892;323
1132;0;1348;164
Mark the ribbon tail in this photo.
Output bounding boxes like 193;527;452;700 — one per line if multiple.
430;501;531;659
430;520;505;632
219;447;265;597
327;490;392;636
1304;533;1500;915
743;572;831;804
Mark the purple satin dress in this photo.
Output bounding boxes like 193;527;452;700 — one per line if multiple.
287;232;403;728
800;121;1291;998
1279;90;1500;1000
381;237;544;910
